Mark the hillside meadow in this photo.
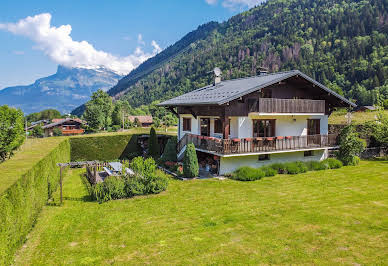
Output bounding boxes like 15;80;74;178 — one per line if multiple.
15;160;388;265
328;110;388;125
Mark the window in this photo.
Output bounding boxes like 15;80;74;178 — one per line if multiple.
248;99;257;112
304;151;314;157
258;154;270;161
183;118;191;132
253;120;276;137
214;119;222;134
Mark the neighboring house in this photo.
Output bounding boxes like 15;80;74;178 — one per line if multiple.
42;118;85;137
26;119;50;131
128;115;153;127
354;105;377;112
159;70;356;175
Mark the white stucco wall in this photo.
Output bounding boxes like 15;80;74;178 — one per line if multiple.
179;114;329;141
179;114;199;140
219;149;328;175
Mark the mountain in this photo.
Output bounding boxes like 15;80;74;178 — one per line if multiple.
0;65;122;114
96;0;387;112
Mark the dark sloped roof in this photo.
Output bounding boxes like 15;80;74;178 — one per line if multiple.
158;70;356;107
42;118;84;129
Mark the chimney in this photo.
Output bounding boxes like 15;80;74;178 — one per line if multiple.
214;67;222;85
258;66;269;75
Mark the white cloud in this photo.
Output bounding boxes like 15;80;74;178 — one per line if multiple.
205;0;265;10
0;13;162;75
205;0;218;5
137;34;145;46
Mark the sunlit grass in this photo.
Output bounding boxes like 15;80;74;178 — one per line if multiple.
329;110;388;125
15;160;388;265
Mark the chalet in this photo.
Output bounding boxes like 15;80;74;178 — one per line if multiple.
354;105;377;112
159;70;356;175
42;118;85;137
128;115;153;127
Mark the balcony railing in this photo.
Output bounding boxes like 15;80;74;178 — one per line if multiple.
61;129;85;135
251;98;325;113
178;133;338;155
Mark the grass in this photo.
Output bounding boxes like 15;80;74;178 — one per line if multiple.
0;137;66;194
15;160;388;265
70;126;177;138
329;110;388;124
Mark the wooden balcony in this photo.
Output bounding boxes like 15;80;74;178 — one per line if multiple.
61;129;85;135
251;98;325;114
179;133;338;156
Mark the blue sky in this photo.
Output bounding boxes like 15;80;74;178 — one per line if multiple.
0;0;263;89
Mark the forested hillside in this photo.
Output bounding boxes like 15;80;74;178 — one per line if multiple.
107;0;387;109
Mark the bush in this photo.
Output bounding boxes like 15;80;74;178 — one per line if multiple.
112;125;121;132
260;166;277;177
32;125;44;138
348;156;360;166
0;105;25;161
269;163;287;174
125;177;146;197
183;143;199;178
283;162;307;175
231;166;265;181
161;137;177;162
383;99;388;110
322;158;343;169
306;161;329;171
104;176;126;199
52;127;63;136
144;170;169;194
337;125;366;166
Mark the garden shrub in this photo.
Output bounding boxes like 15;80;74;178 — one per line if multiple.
322;158;343;169
283;162;303;174
161;137;177;162
306;161;329;171
337;125;366;166
0;139;70;265
148;127;160;159
231;166;265;181
104;176;126;199
144;170;169;194
91;157;169;203
125;177;146;197
260;166;277;177
269;163;287;174
183;143;199;178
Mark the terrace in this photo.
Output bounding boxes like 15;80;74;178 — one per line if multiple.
178;133;339;156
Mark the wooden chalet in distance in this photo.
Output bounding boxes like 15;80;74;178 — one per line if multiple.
159;70;356;175
42;118;85;137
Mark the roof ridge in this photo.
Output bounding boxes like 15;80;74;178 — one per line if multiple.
218;70;298;84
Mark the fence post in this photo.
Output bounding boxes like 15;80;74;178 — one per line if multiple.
60;166;63;205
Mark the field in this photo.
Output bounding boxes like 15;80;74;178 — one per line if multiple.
328;110;388;125
15;160;388;265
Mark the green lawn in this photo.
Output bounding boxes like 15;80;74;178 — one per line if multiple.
15;160;388;265
329;110;388;125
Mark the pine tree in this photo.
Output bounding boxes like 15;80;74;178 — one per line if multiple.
148;127;160;159
183;143;199;178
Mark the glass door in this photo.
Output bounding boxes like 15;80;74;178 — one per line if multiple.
200;118;210;136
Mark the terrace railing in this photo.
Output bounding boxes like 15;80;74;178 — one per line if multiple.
178;133;338;155
61;129;85;135
253;98;326;113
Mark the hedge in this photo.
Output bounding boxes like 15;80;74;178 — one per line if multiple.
70;134;141;161
0;139;70;265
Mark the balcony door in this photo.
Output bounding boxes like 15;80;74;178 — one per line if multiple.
200;118;210;136
253;119;276;137
307;119;321;146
